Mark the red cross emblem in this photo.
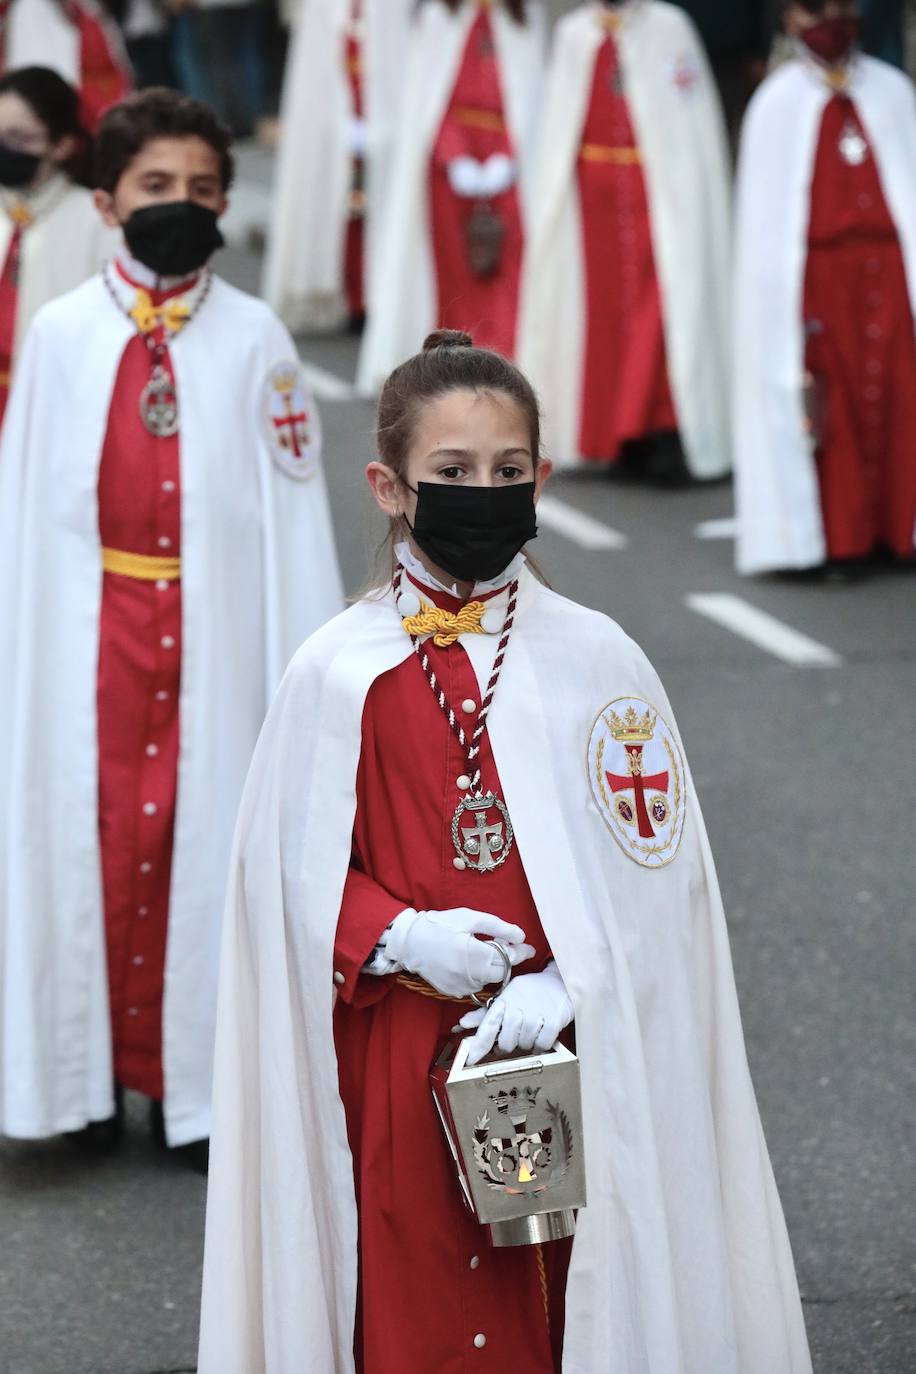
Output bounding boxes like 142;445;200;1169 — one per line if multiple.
272;390;310;459
606;742;670;839
673;58;699;94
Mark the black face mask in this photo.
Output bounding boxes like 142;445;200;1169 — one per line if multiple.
0;142;42;189
122;200;224;277
407;480;538;585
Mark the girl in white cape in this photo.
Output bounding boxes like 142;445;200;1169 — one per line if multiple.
199;331;813;1373
0;64;116;426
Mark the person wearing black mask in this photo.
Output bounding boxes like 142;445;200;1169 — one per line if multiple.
734;0;916;577
0;87;343;1175
199;328;811;1374
0;65;117;426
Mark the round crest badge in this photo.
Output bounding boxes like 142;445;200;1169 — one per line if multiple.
587;697;687;869
262;362;321;480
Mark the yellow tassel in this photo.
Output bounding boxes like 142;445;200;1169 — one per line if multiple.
402;599;488;648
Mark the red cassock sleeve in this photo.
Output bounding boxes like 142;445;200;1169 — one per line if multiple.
333;865;407;1008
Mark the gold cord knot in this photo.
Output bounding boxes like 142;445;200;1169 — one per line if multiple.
7;202;32;229
402;598;488;647
129;288;192;337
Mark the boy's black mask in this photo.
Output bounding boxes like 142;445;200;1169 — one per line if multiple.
122;200;224;277
406;481;538;585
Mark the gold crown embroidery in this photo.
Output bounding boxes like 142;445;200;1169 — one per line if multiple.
608;705;655;744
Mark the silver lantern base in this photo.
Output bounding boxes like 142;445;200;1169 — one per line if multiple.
489;1208;577;1249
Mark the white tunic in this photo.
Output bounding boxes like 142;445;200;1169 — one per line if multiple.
0;174;119;366
199;567;812;1374
733;55;916;575
0;269;344;1147
262;0;415;332
517;1;732;478
356;0;546;395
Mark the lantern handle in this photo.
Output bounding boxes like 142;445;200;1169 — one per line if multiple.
470;939;513;1010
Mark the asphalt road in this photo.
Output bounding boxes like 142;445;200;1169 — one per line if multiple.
1;230;914;1374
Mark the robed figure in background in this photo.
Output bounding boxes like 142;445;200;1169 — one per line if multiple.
518;0;732;481
262;0;415;332
733;0;916;575
357;0;545;393
0;0;131;129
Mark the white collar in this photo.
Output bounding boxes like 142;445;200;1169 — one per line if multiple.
104;253;212;321
394;540;525;599
115;245;202;294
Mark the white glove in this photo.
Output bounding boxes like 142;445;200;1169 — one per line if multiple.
383;907;534;1001
459;961;573;1066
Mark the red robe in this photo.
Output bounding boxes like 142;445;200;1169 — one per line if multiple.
803;93;916;561
343;6;366;320
67;0;131;132
0;212;24;429
576;32;676;462
333;576;570;1373
96;267;195;1101
429;6;523;356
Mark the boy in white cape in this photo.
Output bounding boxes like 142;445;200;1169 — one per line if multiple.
0;88;343;1166
200;331;812;1370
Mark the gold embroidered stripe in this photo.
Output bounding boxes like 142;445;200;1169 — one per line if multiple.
453;105;505;133
579;143;641;165
101;547;181;581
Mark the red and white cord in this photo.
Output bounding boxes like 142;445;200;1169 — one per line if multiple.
394;567;519;798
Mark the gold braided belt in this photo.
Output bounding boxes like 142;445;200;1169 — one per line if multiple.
102;548;181;582
579;143;642;165
401;599;487;648
395;973;478;1006
453;104;505;133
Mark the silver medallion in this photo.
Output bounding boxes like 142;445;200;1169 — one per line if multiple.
452;792;514;873
838;121;868;167
140;364;179;438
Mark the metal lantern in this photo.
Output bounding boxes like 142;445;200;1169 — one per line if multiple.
430;1033;587;1249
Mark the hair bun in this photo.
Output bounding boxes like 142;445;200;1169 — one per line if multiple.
422;329;474;352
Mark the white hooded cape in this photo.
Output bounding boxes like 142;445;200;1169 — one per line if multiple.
517;1;731;478
733;55;916;575
0;175;119;367
262;0;415;332
356;0;545;395
0;272;343;1147
199;568;811;1374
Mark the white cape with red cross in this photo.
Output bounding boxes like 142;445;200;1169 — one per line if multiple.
0;269;343;1149
517;1;732;479
732;54;916;575
199;565;812;1374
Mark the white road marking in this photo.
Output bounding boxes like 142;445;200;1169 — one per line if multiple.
536;495;627;551
695;516;738;540
686;593;843;668
299;359;357;402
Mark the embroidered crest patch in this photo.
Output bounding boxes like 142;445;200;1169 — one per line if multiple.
671;54;700;95
262;363;321;479
587;697;687;869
